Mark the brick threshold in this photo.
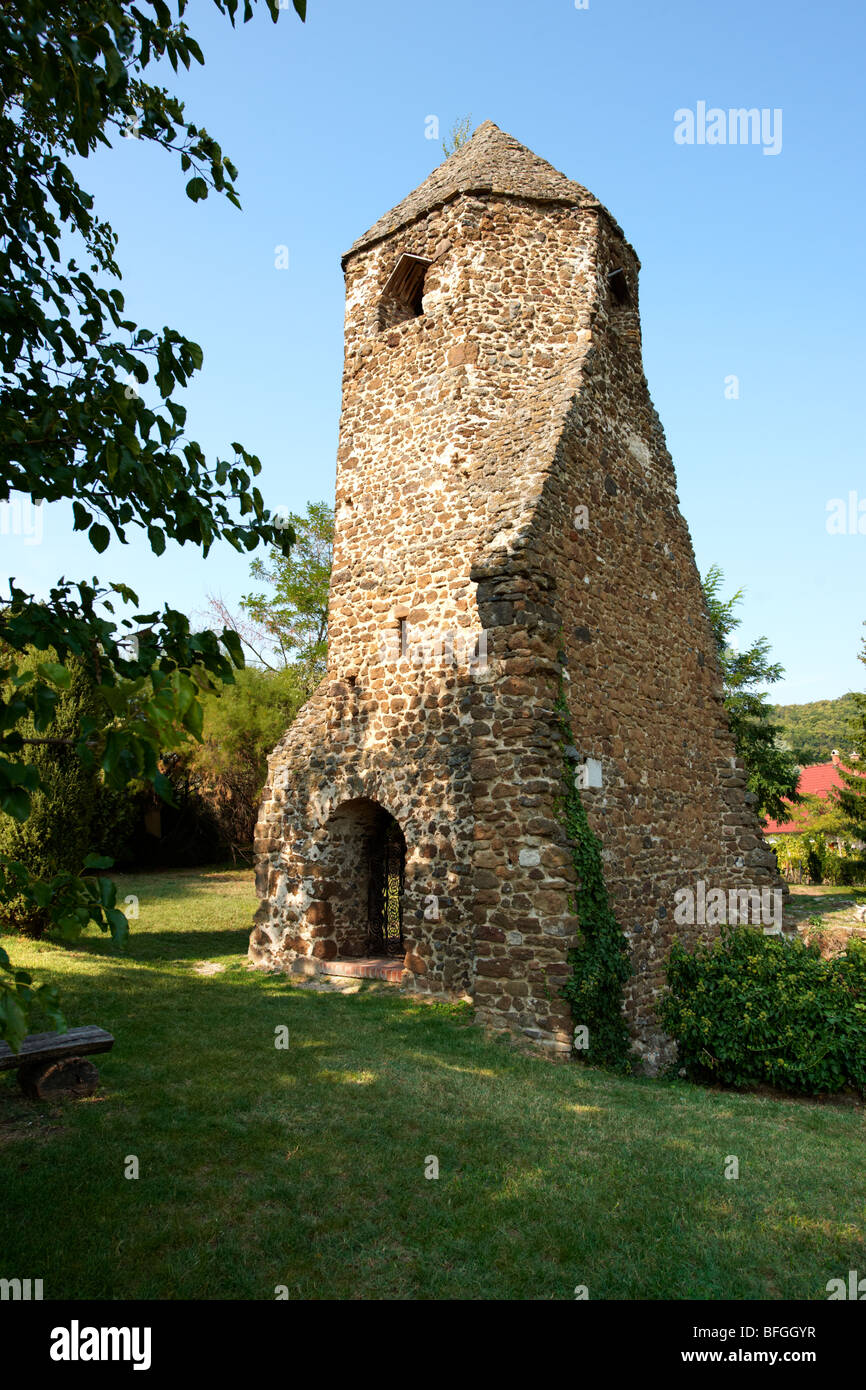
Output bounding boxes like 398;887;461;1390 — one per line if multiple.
318;957;404;983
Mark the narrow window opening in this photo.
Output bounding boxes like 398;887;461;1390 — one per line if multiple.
378;253;433;332
607;267;631;306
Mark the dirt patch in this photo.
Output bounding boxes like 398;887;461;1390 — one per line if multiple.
784;887;866;957
799;924;866;959
0;1090;69;1149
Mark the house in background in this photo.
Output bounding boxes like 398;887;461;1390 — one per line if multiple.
765;753;847;837
765;751;864;857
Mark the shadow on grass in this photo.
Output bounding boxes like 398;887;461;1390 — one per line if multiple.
9;926;254;964
1;939;865;1299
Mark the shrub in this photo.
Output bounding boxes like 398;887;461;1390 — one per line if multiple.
821;849;845;885
660;927;866;1095
0;654;100;935
840;857;866;886
125;753;226;869
185;665;306;862
847;935;866;965
774;830;866;886
805;842;824;884
90;778;148;867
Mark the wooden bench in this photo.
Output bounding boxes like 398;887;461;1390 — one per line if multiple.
0;1026;114;1100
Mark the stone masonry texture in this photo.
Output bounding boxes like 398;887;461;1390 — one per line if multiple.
249;122;782;1069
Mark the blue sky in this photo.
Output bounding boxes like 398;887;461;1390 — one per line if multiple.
4;0;864;703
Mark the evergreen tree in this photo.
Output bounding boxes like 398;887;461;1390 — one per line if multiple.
832;628;866;838
701;566;801;822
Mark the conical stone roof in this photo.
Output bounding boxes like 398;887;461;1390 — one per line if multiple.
343;121;605;263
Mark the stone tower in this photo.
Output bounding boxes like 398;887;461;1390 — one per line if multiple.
250;122;780;1065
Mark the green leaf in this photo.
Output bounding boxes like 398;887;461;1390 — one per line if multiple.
89;522;111;553
107;907;129;947
153;770;177;808
0;990;28;1053
185;176;208;202
148;525;166;556
221;629;244;668
35;661;71;688
181;698;204;740
105;47;127;89
83;854;114;870
1;787;31;821
98;876;117;910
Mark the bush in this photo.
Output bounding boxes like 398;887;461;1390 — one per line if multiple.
185;665;306;862
0;654;101;934
806;842;823;884
821;849;845;885
660;927;866;1095
120;755;226;869
772;830;866;886
90;779;148;868
840;858;866;886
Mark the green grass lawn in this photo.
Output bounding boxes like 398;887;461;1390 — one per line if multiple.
1;869;864;1301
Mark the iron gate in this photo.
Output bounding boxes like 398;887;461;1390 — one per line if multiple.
366;818;405;956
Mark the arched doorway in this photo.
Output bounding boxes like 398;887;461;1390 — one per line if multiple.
321;799;406;960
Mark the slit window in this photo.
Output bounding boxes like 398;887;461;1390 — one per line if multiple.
378;253;432;331
607;267;631;306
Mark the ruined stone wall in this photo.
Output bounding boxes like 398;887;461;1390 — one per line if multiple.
251;176;781;1065
253;190;601;1011
251;664;479;995
526;212;779;1061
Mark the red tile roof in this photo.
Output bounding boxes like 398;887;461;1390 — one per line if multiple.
764;759;850;834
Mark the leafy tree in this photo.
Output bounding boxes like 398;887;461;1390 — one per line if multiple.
0;649;100;935
185;665;307;861
442;114;473;160
771;693;862;764
192;499;333;855
0;0;307;1046
773;792;850;839
832;628;866;839
239;500;333;695
701;566;800;822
